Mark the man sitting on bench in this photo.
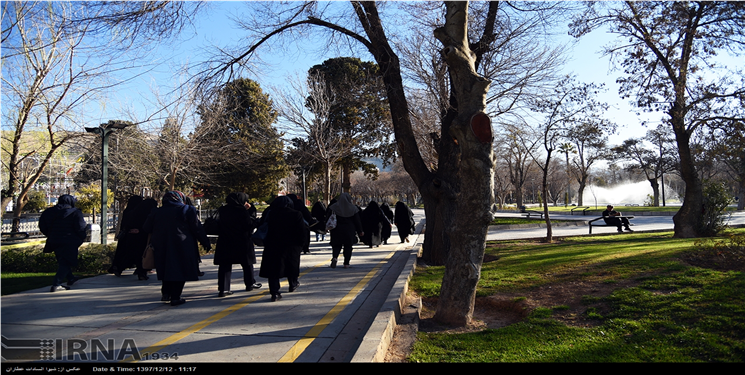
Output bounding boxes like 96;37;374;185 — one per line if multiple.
603;205;633;232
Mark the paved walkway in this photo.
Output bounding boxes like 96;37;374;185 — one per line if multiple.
1;210;425;367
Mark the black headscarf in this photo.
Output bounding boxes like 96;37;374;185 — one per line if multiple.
226;192;250;207
56;194;79;218
271;196;294;210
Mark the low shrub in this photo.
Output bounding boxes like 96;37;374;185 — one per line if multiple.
1;243;116;274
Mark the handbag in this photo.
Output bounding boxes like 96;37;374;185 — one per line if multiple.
325;212;337;231
142;236;155;269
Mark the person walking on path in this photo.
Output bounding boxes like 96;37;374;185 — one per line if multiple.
143;191;211;306
394;201;416;243
380;202;394;245
259;196;308;301
126;198;158;280
214;192;262;297
360;201;388;248
108;195;143;277
287;194;318;254
311;201;328;242
39;194;87;292
327;193;364;269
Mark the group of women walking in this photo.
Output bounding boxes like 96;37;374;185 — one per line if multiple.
309;194;416;269
49;190;415;306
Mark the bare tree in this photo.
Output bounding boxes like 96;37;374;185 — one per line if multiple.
495;122;539;209
526;77;609;242
570;1;745;237
194;1;571;327
612;125;677;207
2;2;110;227
1;1;202;229
273;72;346;204
565;119;615;206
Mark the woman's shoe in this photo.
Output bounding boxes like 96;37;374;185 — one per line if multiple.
170;298;186;306
330;258;337;268
289;281;300;293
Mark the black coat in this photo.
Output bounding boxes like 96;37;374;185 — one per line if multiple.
394;202;416;238
360;202;387;247
124;199;158;268
214;201;258;265
111;196;145;269
328;213;363;247
310;202;328;234
259;198;308;279
143;200;210;282
38;195;86;266
380;203;394;242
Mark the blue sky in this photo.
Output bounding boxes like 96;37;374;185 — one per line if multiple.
94;2;737;147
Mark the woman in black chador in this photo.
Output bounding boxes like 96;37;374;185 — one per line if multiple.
213;192;262;297
108;195;143;277
394;201;416;243
327;193;364;268
128;198;158;280
259;196;308;301
143;191;211;306
287;194;317;254
311;201;328;242
360;201;388;248
380;202;394;245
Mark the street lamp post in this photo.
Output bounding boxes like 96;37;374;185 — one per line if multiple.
85;120;131;245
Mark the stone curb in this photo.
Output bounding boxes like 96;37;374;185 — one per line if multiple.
351;244;421;362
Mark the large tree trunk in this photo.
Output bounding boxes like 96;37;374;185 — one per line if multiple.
649;178;660;207
420;193;451;266
671;110;704;238
353;1;494;327
431;2;494;327
737;177;745;211
323;160;332;205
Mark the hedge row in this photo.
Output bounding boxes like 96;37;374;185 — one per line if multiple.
1;244;117;274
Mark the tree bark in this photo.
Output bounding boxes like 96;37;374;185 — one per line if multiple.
649;178;660;207
671;114;704;237
429;2;495;327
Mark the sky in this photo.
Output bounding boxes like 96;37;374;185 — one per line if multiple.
93;1;732;148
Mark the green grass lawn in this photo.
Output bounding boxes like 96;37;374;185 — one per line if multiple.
407;229;745;362
1;272;58;295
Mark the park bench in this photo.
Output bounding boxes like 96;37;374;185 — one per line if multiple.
1;231;30;243
588;216;635;234
571;206;591;215
521;210;545;219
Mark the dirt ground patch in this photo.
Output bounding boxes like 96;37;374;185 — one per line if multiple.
384;277;639;362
